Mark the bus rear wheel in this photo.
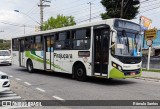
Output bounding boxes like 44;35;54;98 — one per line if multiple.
74;64;86;81
27;60;34;73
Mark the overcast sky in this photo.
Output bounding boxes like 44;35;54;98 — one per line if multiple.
0;0;160;40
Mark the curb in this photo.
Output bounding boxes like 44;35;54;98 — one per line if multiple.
135;77;160;82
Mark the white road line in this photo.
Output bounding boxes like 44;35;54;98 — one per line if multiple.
1;90;13;94
16;78;21;81
0;96;21;100
52;96;65;101
36;88;45;92
24;82;31;86
0;93;17;97
9;75;13;78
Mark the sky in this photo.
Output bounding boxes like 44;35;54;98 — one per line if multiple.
0;0;160;40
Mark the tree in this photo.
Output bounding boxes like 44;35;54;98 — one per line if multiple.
42;14;76;31
0;40;11;50
101;0;139;20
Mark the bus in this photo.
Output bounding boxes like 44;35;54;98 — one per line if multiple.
12;18;142;81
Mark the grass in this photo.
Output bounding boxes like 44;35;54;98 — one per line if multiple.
142;69;160;73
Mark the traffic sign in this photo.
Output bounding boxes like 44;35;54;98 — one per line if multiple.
145;28;157;40
146;39;153;47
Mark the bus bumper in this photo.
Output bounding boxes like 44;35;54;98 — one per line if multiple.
109;68;142;79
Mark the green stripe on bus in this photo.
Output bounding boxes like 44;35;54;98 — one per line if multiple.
25;51;66;71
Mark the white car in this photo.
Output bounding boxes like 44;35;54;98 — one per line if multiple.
0;71;10;92
0;50;12;65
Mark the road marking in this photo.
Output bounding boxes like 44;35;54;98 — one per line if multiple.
36;88;45;92
0;90;13;94
0;96;21;100
24;82;31;86
0;93;17;97
9;75;13;78
16;78;21;81
52;96;65;101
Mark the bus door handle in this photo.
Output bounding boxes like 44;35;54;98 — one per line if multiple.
55;60;58;61
69;60;73;62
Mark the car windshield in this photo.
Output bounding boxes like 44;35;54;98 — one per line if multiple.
0;51;10;56
114;30;142;57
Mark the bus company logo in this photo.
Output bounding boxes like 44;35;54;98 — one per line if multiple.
54;53;72;59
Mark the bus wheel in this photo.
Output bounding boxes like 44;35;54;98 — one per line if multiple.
27;60;34;73
74;64;86;81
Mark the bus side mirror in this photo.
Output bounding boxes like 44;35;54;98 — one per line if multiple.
111;30;116;43
112;35;116;42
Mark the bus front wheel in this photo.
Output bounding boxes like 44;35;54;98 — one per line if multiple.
74;64;86;81
27;60;34;73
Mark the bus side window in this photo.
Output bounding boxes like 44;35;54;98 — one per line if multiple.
35;36;43;51
73;28;91;50
24;37;31;51
12;39;19;51
55;31;70;50
30;36;35;50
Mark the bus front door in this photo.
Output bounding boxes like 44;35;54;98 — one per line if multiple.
94;28;110;76
45;36;54;70
19;39;25;67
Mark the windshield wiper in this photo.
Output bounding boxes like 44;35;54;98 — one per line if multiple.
122;30;129;53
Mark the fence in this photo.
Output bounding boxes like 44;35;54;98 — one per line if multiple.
142;56;160;69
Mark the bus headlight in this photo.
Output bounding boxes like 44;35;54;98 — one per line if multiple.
112;62;122;71
118;66;122;71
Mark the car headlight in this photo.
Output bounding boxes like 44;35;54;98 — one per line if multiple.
112;62;122;71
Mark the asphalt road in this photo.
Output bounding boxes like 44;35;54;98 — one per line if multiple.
0;65;160;109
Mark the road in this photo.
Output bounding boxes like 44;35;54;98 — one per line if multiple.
0;65;160;109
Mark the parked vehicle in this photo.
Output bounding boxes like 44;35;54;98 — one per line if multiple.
0;71;10;92
0;50;12;65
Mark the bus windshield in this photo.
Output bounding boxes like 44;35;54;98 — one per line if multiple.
114;30;142;57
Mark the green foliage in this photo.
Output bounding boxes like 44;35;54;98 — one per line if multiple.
42;14;76;31
0;40;11;50
101;0;139;20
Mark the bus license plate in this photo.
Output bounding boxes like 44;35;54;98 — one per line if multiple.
130;72;136;76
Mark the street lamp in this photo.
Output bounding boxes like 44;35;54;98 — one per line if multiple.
14;10;41;32
120;0;140;18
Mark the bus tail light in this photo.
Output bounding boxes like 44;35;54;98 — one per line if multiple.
78;51;90;57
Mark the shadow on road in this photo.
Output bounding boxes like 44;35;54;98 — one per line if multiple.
12;68;136;86
0;64;11;67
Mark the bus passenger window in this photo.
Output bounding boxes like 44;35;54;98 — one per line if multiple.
55;31;70;50
73;28;91;50
24;37;31;51
12;39;19;51
35;36;43;51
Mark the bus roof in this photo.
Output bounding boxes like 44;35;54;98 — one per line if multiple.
12;18;137;39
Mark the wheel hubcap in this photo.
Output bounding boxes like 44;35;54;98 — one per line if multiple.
77;68;83;77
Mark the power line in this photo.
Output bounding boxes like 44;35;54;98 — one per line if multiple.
140;5;160;13
0;21;34;28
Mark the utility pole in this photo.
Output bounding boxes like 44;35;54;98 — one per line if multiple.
87;2;93;22
23;25;26;34
38;0;51;31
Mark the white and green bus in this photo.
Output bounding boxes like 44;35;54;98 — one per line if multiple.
12;18;142;81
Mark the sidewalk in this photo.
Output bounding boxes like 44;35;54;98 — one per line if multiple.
142;71;160;80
